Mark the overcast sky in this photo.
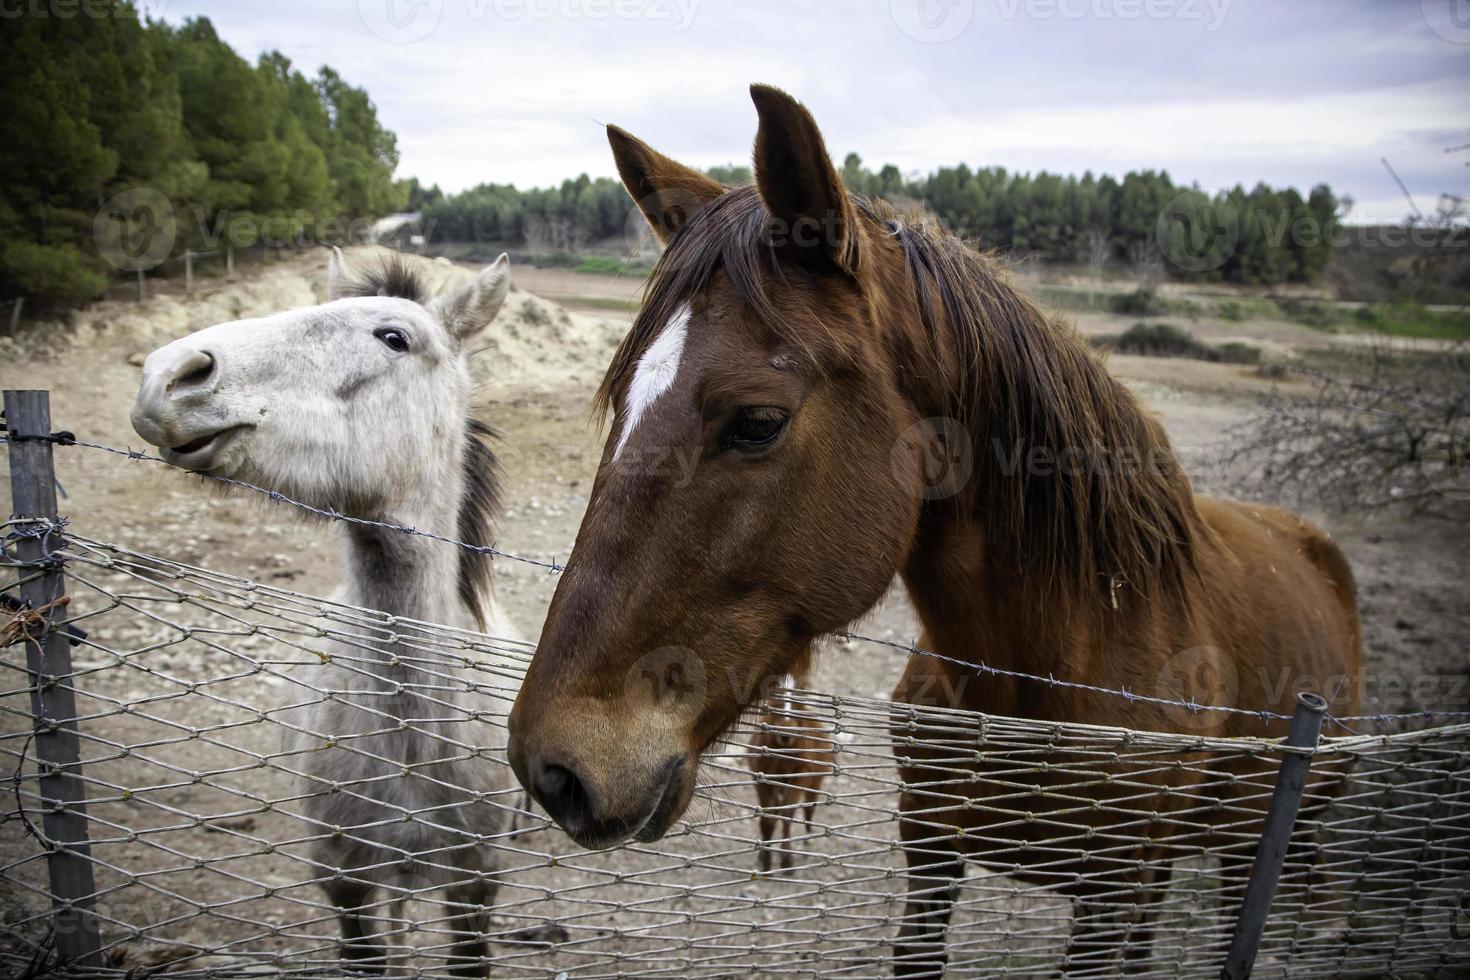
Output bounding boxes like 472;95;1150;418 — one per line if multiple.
146;0;1468;223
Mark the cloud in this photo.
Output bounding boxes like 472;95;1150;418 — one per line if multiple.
155;0;1469;215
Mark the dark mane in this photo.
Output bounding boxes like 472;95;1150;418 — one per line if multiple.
338;253;431;304
598;186;1203;611
884;203;1204;611
458;418;501;630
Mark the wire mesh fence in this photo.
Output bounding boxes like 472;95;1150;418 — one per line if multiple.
3;387;1469;978
2;526;1468;978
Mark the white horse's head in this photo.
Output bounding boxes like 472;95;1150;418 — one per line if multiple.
130;249;510;520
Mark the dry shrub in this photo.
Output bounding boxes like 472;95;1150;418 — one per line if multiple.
1232;342;1470;515
1098;322;1260;364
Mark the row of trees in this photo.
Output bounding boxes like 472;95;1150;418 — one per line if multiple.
868;158;1338;284
422;155;1340;286
1;5;405;304
421;176;634;253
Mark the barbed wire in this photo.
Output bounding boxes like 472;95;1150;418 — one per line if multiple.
0;433;565;573
4;431;1469;727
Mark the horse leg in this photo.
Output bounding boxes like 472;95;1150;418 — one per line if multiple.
1063;887;1126;976
890;653;971;978
1279;815;1349;946
1063;850;1172;976
758;811;776;871
1122;853;1174;969
444;875;494;978
780;808;794;870
893;811;965;979
323;875;385;973
1211;840;1256;962
1221;831;1339;957
386;897;410;976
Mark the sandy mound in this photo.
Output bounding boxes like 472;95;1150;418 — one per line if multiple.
1;247;629;397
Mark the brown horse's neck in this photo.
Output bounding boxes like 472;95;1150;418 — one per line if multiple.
880;224;1203;706
897;505;1100;718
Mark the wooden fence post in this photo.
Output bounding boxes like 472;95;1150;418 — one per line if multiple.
185;250;193;294
8;297;22;335
3;390;104;969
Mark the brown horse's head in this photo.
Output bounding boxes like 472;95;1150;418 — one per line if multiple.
507;86;936;847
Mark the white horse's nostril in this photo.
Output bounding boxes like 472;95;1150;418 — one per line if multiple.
167;349;216;395
131;345;222;448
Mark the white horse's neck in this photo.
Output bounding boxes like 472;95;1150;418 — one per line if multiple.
338;464;479;633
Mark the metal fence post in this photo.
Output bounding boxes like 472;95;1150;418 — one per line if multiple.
3;389;104;968
1221;691;1328;980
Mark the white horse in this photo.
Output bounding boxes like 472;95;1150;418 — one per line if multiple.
130;248;522;975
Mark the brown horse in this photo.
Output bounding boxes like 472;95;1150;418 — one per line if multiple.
745;654;836;872
507;85;1363;974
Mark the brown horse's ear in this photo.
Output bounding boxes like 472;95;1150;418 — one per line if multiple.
749;84;860;275
608;124;725;244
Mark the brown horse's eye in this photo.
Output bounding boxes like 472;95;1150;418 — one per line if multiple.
374;327;411;353
722;408;789;452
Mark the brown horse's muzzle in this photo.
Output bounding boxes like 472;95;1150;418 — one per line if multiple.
508;693;698;849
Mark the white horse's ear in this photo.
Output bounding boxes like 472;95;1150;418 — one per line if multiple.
327;246;350;300
434;253;510;342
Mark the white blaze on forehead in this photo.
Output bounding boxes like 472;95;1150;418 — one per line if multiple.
613;302;691;461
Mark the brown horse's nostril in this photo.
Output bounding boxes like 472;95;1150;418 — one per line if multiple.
533;763;590;830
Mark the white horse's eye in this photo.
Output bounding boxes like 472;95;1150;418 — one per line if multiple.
374;327;411;353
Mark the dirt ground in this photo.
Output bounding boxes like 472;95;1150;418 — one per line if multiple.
2;251;1467;976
